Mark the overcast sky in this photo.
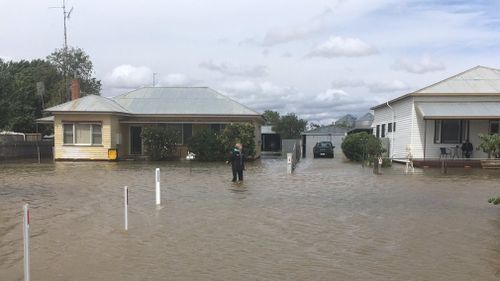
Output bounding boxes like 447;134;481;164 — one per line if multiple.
1;0;500;123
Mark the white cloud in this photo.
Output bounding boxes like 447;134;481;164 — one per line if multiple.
332;78;409;93
199;60;267;77
366;80;409;93
104;64;152;89
159;73;200;86
392;55;446;74
308;36;378;58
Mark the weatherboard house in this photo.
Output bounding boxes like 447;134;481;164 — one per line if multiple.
39;85;264;160
371;66;500;160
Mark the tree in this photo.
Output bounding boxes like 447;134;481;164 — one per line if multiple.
0;59;61;134
341;132;384;162
478;134;500;158
263;110;280;125
187;129;225;161
47;47;101;101
142;126;179;160
219;123;257;158
272;113;307;139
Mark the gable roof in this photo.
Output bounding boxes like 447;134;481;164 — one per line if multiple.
45;87;262;117
112;87;261;116
45;95;130;114
371;65;500;110
357;112;374;122
414;65;500;94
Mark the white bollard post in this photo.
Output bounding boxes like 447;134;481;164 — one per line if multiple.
287;153;292;174
155;168;161;205
124;186;128;230
23;203;30;281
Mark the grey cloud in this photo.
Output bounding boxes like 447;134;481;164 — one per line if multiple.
392;55;446;74
244;8;333;47
199;60;267;77
221;79;376;125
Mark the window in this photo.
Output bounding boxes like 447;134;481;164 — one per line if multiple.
92;124;102;144
62;123;102;145
183;124;192;144
210;124;226;133
434;120;469;144
393;122;396;132
490;120;499;134
63;124;73;144
165;124;183;144
381;124;386;138
388;123;393;133
376;125;380;138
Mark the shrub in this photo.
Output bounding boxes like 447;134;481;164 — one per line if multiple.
478;134;500;158
341;132;384;162
219;123;256;158
142;126;179;160
187;129;225;161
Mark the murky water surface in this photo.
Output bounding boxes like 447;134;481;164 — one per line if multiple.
1;158;500;280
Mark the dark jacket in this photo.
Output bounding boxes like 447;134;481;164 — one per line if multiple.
228;148;245;171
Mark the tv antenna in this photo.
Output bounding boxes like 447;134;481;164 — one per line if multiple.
49;0;74;50
153;73;159;87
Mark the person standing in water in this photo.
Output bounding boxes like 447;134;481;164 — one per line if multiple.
226;143;245;182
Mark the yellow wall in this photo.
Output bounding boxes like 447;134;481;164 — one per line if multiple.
54;114;119;160
53;115;263;160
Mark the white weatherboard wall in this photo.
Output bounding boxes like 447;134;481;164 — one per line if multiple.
420;119;489;158
372;97;414;159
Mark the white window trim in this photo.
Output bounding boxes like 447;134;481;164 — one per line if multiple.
62;122;103;146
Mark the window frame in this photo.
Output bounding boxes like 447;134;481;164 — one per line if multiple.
62;122;103;146
434;119;469;144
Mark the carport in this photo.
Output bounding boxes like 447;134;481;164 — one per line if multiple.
301;125;347;158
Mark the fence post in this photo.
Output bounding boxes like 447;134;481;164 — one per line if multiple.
124;186;128;230
155;168;161;205
23;203;30;281
287;153;292;174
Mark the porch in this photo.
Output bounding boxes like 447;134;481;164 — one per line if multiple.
417;102;500;159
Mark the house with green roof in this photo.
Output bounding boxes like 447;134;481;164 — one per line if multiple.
41;86;264;160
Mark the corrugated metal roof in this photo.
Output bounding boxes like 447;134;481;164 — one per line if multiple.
302;125;348;135
416;102;500;119
35;116;55;124
45;95;129;113
371;66;500;110
44;87;262;117
415;66;500;94
112;87;261;116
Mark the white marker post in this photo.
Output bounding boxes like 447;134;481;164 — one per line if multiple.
155;168;161;206
23;203;30;281
124;186;128;230
287;153;293;174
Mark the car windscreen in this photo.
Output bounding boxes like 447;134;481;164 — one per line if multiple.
318;142;332;147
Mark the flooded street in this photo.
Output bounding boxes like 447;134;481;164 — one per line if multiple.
2;158;500;280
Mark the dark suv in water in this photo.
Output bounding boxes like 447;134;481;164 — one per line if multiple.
313;141;334;158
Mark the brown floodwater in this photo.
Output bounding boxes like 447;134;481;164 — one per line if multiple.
1;158;500;281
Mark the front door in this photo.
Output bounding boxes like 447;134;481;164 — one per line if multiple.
130;126;142;155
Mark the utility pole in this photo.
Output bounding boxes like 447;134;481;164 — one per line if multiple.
50;0;74;102
152;73;159;87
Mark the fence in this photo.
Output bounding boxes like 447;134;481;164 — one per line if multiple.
0;141;53;162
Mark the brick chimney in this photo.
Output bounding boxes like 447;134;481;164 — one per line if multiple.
70;79;81;100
